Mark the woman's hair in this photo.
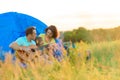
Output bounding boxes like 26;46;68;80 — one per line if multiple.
45;25;58;38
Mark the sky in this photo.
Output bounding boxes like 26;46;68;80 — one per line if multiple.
0;0;120;31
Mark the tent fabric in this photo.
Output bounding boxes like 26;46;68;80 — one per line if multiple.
0;12;47;53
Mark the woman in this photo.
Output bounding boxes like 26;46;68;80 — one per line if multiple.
39;25;62;59
39;25;58;45
39;25;59;61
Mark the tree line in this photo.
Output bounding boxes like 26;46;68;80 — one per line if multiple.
61;26;120;43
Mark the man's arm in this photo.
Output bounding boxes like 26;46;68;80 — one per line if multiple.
9;42;32;62
9;42;22;50
9;42;38;53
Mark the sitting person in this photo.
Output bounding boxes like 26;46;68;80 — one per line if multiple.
39;25;63;61
35;37;44;51
35;36;54;61
9;26;37;67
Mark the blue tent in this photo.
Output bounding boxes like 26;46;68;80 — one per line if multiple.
0;12;47;60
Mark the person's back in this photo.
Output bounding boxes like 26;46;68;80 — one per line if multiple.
15;36;36;46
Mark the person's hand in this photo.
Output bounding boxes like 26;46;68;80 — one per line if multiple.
47;44;53;50
29;45;37;49
29;45;38;52
24;47;32;53
19;46;32;53
19;46;26;51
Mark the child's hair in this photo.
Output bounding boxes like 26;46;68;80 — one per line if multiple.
35;37;43;46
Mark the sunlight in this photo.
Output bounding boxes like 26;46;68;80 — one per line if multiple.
0;0;120;31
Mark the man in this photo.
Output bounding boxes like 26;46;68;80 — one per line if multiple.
9;26;37;50
9;26;37;67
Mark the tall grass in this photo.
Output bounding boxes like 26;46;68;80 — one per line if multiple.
0;40;120;80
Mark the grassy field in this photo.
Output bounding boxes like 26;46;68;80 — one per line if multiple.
0;40;120;80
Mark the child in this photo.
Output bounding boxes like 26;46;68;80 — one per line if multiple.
35;37;44;50
35;37;54;61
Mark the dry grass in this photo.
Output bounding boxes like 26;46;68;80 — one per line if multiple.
0;40;120;80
